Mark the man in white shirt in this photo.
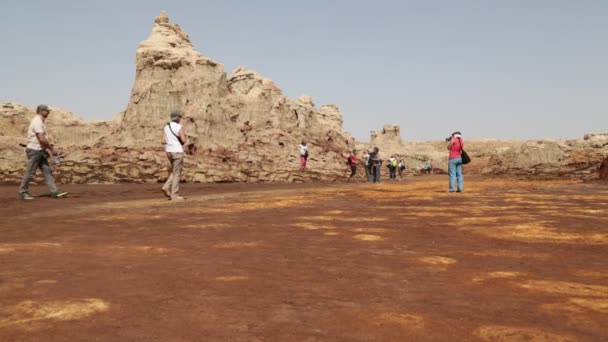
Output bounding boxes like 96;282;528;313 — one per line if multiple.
161;111;187;200
18;105;68;200
363;151;371;182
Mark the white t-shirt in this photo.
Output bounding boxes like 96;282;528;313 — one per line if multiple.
298;144;308;156
26;115;46;150
164;122;184;153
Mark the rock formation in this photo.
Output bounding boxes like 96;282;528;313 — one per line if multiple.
0;12;355;184
359;125;608;179
1;12;606;184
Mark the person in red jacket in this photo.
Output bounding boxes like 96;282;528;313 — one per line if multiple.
347;150;358;182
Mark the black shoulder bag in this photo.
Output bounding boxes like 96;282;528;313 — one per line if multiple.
459;138;471;164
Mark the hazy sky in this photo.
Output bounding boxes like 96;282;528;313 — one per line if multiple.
1;0;606;141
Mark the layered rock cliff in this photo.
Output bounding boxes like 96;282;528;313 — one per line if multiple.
0;12;355;184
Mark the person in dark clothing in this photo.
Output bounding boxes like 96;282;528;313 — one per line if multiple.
369;147;382;183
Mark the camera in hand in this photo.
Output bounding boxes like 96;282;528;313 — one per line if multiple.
445;136;452;142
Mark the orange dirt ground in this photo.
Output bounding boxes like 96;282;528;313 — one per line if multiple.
0;176;607;341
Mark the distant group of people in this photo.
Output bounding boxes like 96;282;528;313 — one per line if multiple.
17;107;467;200
297;132;466;191
360;148;405;183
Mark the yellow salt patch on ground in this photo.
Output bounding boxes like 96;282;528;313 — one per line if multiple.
108;246;173;254
353;234;384;242
462;223;608;245
542;299;608;331
97;199;172;210
376;206;405;210
0;243;62;253
181;196;314;214
324;232;339;236
323;210;346;215
410;212;456;218
474;325;575;342
503;197;556;206
214;276;249;282
340;217;389;222
574;270;608;279
419;256;457;265
304;216;338;221
2;242;61;248
0;298;109;329
465;206;524;215
352;228;390;233
453;217;501;224
573;209;605;214
35;280;58;285
93;213;164;222
374;312;425;330
302;216;388;223
472;271;525;283
214;241;262;248
132;246;171;253
567;298;608;314
291;223;335;231
457;249;552;260
516;280;608;297
182;223;230;230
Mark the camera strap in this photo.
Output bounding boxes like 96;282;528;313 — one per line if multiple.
167;122;185;145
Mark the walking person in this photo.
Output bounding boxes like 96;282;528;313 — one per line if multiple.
347;150;358;182
17;105;68;200
363;150;372;182
388;155;397;180
447;131;464;192
398;159;405;178
369;147;382;183
298;141;308;171
162;111;187;201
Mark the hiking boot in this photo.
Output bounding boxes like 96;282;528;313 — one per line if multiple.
161;187;171;199
171;195;185;201
51;190;68;198
19;192;35;200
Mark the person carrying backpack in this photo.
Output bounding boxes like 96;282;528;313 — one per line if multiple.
388;156;397;180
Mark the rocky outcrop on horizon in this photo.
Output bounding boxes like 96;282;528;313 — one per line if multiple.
1;12;606;184
358;126;608;180
0;12;355;184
